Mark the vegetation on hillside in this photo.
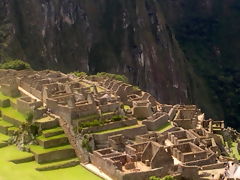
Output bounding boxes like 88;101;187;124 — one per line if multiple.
0;60;31;70
95;72;128;83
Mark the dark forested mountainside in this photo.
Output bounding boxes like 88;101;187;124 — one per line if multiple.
0;0;239;129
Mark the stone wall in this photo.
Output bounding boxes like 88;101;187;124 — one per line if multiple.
81;119;137;134
142;114;169;131
34;148;76;164
99;102;120;113
16;97;42;114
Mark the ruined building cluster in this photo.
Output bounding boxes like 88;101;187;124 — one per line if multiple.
0;69;239;180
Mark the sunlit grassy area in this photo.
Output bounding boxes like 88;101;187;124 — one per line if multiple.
0;133;9;142
0;118;13;127
157;122;173;133
36;116;54;123
29;144;73;154
0;92;19;103
0;145;102;180
37;134;66;141
124;105;131;110
230;142;240;160
0;106;27;123
95;125;140;134
42;127;63;134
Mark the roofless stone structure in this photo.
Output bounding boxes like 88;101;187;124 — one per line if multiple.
0;69;239;180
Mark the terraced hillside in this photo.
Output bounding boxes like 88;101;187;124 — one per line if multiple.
0;91;102;180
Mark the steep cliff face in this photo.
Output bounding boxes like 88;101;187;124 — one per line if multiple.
159;0;240;128
0;0;189;105
1;0;239;128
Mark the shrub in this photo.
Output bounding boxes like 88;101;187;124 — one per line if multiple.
82;137;92;152
112;115;124;121
96;72;128;83
72;71;87;78
0;59;31;70
26;112;33;123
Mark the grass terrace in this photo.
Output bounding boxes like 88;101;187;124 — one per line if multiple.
0;145;102;180
36;116;54;123
0;118;13;127
0;92;19;103
0;133;9;142
37;134;67;141
230;142;240;160
95;125;140;134
0;106;27;123
42;127;63;134
29;144;73;154
157;122;173;133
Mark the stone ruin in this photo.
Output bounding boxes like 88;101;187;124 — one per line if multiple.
0;69;238;180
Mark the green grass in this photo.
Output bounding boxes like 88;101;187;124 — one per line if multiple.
36;158;79;168
0;118;13;127
230;142;240;160
157;122;173;133
8;127;19;131
42;127;63;134
95;125;140;134
0;92;19;103
0;133;9;142
30;144;73;154
37;134;66;141
0;145;102;180
123;105;131;110
1;106;27;122
36;116;54;123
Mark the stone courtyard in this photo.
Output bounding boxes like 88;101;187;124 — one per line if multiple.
0;69;239;180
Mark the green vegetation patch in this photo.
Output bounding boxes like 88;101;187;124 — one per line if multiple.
0;146;101;180
230;142;240;160
37;134;66;141
5;145;33;160
124;105;131;110
30;144;73;154
157;122;173;133
0;133;9;142
1;107;27;123
0;92;19;103
0;59;31;70
0;118;13;127
95;72;128;83
35;157;79;169
42;127;63;134
36;116;54;123
95;125;140;135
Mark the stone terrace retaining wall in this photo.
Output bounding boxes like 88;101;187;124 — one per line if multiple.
2;115;22;127
34;148;76;164
82;119;137;134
